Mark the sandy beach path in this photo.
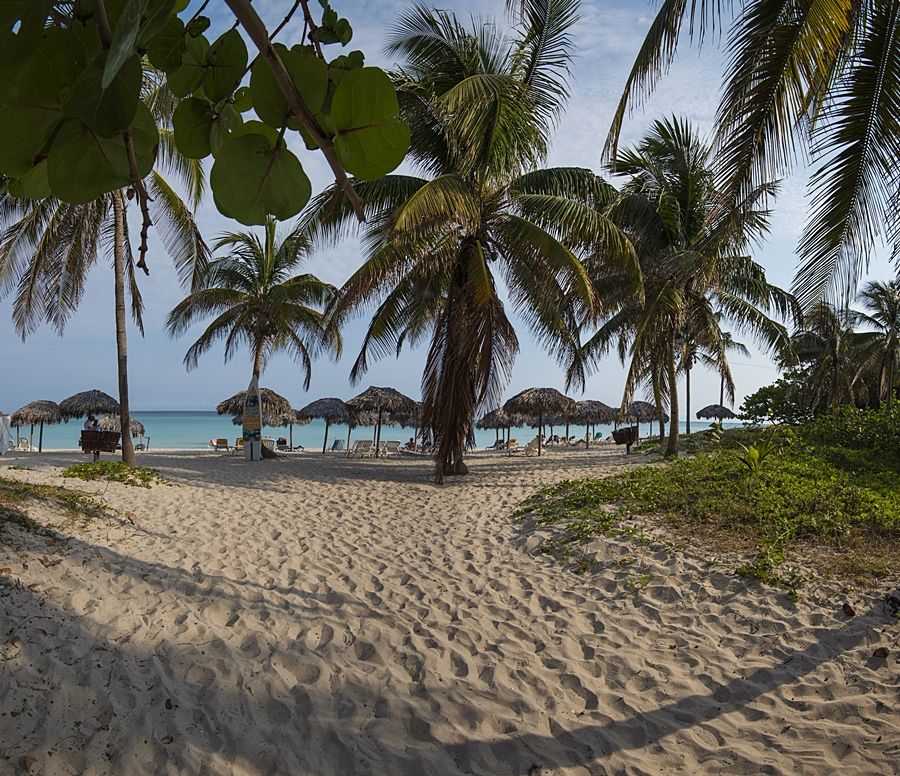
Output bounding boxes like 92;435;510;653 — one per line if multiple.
1;449;897;775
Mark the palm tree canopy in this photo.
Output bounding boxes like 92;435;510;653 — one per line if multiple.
10;400;61;427
696;404;737;420
167;216;340;389
216;388;292;418
606;0;900;305
59;390;119;421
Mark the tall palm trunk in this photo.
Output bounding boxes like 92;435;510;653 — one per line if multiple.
887;355;895;407
685;361;691;435
252;343;264;379
665;350;679;457
719;373;725;406
112;192;135;467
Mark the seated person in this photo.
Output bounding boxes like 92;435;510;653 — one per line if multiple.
404;437;416;451
83;414;99;431
276;436;288;449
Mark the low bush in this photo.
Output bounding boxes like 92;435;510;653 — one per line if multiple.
61;461;166;488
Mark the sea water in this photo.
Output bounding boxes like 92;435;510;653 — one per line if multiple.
10;410;739;451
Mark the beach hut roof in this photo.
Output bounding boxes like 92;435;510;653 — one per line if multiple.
476;407;519;429
574;400;617;424
97;414;145;436
10;400;61;426
624;400;669;423
296;397;352;423
696;403;738;420
216;388;292;418
503;388;575;418
59;390;119;421
346;386;417;415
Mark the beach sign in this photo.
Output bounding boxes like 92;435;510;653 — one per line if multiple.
243;377;262;461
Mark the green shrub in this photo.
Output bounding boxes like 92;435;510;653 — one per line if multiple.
61;461;167;488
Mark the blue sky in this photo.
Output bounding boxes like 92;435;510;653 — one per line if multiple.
0;0;894;414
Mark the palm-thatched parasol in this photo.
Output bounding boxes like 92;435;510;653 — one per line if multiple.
347;387;417;457
59;390;119;421
98;414;144;437
696;403;737;421
297;398;352;453
623;400;670;439
10;400;61;453
231;410;309;449
574;400;617;447
477;407;521;446
216;388;292;418
504;388;575;456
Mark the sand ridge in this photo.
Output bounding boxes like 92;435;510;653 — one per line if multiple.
0;448;897;775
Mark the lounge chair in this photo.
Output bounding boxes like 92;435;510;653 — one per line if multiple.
232;438;244;455
17;437;31;452
211;438;230;452
523;438;541;456
348;439;373;458
382;440;401;455
504;438;519;455
330;439;345;452
134;436;150;451
262;437;276;450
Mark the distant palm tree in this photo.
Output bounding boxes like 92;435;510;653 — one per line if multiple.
581;117;797;455
303;0;632;481
606;0;900;305
854;279;900;406
0;70;207;466
166;217;341;388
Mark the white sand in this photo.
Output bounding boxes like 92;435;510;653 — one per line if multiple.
0;448;897;775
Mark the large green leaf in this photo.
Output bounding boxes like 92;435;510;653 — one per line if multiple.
172;97;213;159
167;33;209;97
210;133;311;225
331;67;409;179
249;43;328;129
103;0;141;88
63;52;142;137
202;29;247;102
8;159;50;199
146;15;186;73
0;0;51;70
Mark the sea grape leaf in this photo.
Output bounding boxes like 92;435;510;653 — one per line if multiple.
228;120;279;146
202;29;247;102
146;15;186;73
172;97;213;159
249;43;328;129
64;53;142;137
209;104;242;155
331;67;409;179
8;159;50;199
47;120;133;203
186;15;210;36
128;101;160;178
167;34;208;97
210;133;311;225
232;86;253;112
0;0;51;70
103;0;141;88
137;0;178;45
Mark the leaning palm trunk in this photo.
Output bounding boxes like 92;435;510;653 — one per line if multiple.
665;351;679;457
112;192;136;467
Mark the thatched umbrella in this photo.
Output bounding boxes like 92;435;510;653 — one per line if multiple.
574;400;617;447
98;414;144;437
216;388;292;418
10;400;61;453
504;388;575;456
477;407;520;447
696;403;738;421
623;400;670;439
387;401;425;449
59;390;119;421
347;387;417;457
231;410;309;449
297;398;352;454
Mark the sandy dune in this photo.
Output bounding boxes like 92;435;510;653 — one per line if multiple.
0;448;897;775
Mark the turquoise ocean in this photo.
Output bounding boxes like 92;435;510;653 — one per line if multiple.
12;411;737;451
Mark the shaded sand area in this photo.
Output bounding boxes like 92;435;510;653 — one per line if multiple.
1;449;897;775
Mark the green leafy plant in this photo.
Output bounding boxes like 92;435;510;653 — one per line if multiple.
61;461;166;488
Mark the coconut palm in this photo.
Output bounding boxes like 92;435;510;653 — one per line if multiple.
166;217;341;388
302;0;633;482
580;117;797;455
606;0;900;305
854;279;900;406
0;69;207;466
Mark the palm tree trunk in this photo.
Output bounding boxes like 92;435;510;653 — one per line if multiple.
112;192;136;467
719;373;725;407
537;411;543;456
685;362;691;435
658;419;664;442
887;356;895;408
665;351;679;458
252;344;263;380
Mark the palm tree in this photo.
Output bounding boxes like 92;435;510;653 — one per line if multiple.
790;301;877;409
606;0;900;305
302;0;633;482
0;69;207;466
579;117;797;456
166;217;341;388
854;279;900;406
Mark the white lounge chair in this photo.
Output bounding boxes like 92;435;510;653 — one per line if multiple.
382;440;401;455
17;437;30;452
348;439;374;458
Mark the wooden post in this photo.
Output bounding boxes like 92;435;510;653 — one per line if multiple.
322;419;330;454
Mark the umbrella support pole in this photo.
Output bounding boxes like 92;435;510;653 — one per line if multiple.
322;420;329;454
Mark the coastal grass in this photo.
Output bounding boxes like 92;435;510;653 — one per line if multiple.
0;475;110;538
517;419;900;595
61;460;167;488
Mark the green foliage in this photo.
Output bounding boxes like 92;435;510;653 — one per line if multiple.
61;460;166;488
0;474;110;528
800;404;900;456
735;426;788;478
517;429;900;590
0;2;408;225
739;369;818;425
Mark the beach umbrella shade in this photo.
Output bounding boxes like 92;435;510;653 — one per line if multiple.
477;407;517;446
97;414;145;437
623;400;670;439
59;390;119;421
696;404;738;421
388;401;424;448
297;398;353;453
216;388;292;418
10;400;61;453
504;388;576;456
347;387;417;457
574;400;617;447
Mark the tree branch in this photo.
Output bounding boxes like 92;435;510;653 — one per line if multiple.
124;129;154;275
224;0;366;221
